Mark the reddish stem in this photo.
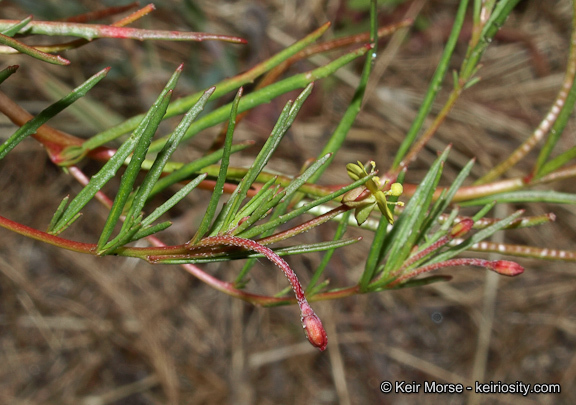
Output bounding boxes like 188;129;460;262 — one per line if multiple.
196;235;328;351
0;214;96;254
389;257;524;287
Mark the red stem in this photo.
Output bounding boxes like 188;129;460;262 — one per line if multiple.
389;257;524;287
0;214;95;254
196;235;328;351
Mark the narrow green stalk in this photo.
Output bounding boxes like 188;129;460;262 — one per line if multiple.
311;0;378;181
392;0;469;169
147;47;368;154
80;23;331;151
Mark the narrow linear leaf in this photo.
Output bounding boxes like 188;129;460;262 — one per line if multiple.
473;202;496;221
130;221;172;242
141;173;208;229
97;89;176;251
382;147;450;275
213;84;315;235
50;68;180;235
48;196;69;231
390;275;452;289
1;16;32;37
125;87;215;230
0;31;69;64
209;100;293;235
147;141;253;198
232;155;333;286
0;67;109;161
0;65;18;84
81;23;331;150
539;146;576;176
234;178;280;221
359;212;390;291
419;158;475;236
393;0;469;167
281;153;332;202
238;173;375;240
232;186;284;236
192;88;242;243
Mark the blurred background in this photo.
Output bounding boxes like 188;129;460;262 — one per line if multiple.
0;0;574;404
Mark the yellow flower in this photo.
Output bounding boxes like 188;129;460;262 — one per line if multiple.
343;161;403;225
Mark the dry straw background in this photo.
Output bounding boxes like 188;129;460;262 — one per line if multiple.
0;0;575;404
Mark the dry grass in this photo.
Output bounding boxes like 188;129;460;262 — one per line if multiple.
0;1;575;404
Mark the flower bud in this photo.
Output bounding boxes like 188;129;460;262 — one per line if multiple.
346;162;366;181
450;218;474;238
302;313;328;351
490;260;524;276
389;182;403;197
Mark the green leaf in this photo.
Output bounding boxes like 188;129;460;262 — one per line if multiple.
539;146;576;176
192;88;242;243
81;23;331;150
48;196;70;232
381;147;450;276
0;65;18;84
280;153;332;202
231;183;284;236
419;158;475;238
392;0;469;167
0;31;69;65
0;67;109;161
233;154;332;286
140;173;208;230
130;221;172;242
211;84;314;235
50;68;179;235
97;70;181;252
1;16;32;37
238;172;375;240
359;211;390;291
390;275;452;289
147;141;253;199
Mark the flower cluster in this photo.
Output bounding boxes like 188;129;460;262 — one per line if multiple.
342;161;404;225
